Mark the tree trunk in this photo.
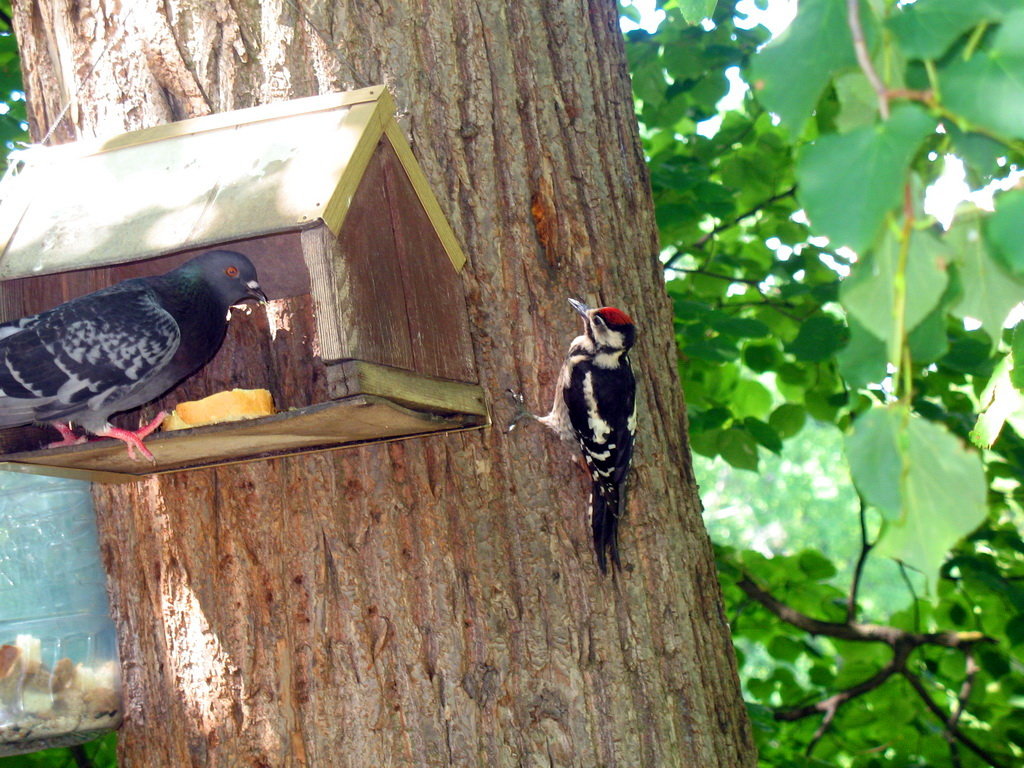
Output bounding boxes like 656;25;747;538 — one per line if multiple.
10;1;755;766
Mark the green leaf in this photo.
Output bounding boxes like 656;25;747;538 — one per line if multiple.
837;315;887;388
907;308;948;364
950;128;1006;186
840;228;949;362
798;104;936;252
887;0;1017;60
744;343;782;372
971;356;1023;448
845;406;904;519
769;403;807;439
985;188;1024;279
750;0;868;137
767;635;805;663
744;417;783;454
632;58;669;107
677;0;718;24
785;314;849;362
1012;323;1024;390
1006;614;1024;646
685;337;741;362
732;378;774;420
875;413;988;590
947;217;1024;340
941;334;993;375
977;646;1011;679
798;550;838;580
939;8;1024;140
709;314;771;338
719;427;760;471
834;72;879;132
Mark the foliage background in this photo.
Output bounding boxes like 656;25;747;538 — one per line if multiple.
624;0;1024;766
2;0;1024;766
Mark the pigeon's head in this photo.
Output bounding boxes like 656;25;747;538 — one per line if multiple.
185;250;268;308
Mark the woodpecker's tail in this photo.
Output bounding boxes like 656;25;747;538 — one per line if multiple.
590;481;623;574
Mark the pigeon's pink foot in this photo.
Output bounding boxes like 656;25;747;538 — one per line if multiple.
97;412;166;463
47;423;87;449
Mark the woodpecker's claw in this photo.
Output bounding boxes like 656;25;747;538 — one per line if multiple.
505;388;533;433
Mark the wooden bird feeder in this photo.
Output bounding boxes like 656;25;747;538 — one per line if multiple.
0;86;486;481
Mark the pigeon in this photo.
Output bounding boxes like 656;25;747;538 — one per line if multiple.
0;250;268;461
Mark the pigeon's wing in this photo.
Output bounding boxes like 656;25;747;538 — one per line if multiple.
0;315;37;341
0;283;181;427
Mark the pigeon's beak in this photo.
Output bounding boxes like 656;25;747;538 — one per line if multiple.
246;281;269;305
568;297;591;319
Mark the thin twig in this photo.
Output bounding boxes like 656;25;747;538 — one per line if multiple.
887;88;933;103
777;640;911;722
663;185;798;270
898;561;921;632
846;497;874;622
903;670;1009;768
713;298;804;322
737;575;989;648
945;649;979;768
847;0;889;118
951;649;979;728
672;268;764;286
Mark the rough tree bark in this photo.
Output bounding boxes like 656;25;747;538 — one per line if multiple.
10;1;756;766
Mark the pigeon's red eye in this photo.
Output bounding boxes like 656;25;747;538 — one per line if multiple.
225;265;239;277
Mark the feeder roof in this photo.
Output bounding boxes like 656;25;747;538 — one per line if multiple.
0;86;464;279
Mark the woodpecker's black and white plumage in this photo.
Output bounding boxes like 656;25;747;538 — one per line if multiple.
510;298;637;573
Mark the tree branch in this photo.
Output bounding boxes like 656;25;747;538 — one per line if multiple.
946;649;980;767
903;670;1009;768
663;184;798;270
846;497;874;622
672;268;764;286
898;561;921;631
847;0;889;119
737;575;989;648
950;649;979;729
776;641;911;722
739;573;1001;760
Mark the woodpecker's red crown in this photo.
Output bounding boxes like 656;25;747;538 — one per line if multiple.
595;307;634;327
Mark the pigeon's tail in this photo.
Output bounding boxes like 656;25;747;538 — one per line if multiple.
590;480;624;575
0;395;45;428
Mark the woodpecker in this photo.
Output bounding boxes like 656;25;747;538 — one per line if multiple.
509;298;637;573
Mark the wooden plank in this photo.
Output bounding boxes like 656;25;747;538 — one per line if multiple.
383;120;467;271
332;148;415;370
300;226;348;361
379;139;477;382
319;98;390;235
0;392;487;481
326;360;488;417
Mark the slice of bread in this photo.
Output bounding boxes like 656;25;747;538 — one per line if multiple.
163;388;275;431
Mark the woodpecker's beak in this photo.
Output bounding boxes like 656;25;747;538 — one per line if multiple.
568;297;592;319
